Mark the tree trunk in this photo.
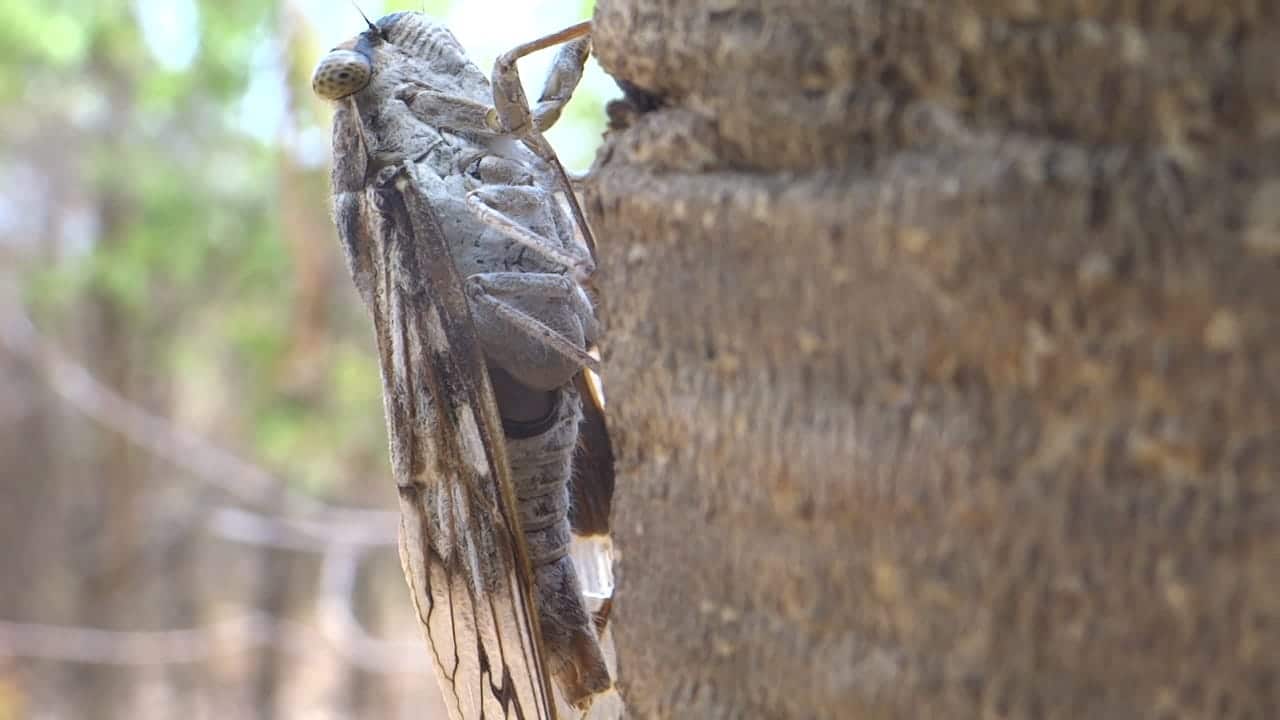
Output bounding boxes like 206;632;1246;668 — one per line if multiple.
586;2;1279;718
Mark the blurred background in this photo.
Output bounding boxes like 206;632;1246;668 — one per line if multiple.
0;0;612;717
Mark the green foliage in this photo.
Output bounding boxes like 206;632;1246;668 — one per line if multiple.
0;1;94;69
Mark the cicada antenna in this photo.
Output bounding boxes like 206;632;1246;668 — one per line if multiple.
349;1;383;38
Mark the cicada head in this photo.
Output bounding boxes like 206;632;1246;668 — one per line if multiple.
311;11;486;104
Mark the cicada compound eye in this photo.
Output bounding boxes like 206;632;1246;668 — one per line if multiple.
312;49;372;100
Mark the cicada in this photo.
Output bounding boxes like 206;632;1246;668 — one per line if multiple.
311;11;619;719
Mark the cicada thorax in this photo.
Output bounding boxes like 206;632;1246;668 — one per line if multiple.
378;11;477;78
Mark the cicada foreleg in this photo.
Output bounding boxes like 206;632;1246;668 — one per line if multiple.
489;22;601;264
490;21;591;137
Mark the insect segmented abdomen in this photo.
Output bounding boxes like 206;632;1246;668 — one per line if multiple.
506;389;611;706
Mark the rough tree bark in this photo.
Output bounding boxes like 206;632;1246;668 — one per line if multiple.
585;1;1278;718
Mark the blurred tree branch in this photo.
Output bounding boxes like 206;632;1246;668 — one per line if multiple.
0;302;397;543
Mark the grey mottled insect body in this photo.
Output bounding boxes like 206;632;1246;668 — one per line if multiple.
315;11;615;720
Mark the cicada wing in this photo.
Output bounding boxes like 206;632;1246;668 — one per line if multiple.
568;369;617;630
397;486;552;720
569;369;615;538
346;162;559;720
